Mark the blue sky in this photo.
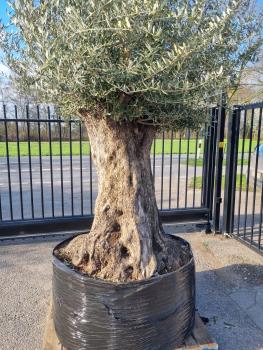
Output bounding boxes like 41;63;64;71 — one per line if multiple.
0;0;9;25
1;0;263;23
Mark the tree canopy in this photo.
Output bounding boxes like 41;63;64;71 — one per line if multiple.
1;0;262;128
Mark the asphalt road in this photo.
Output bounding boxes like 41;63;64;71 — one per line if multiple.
0;155;204;220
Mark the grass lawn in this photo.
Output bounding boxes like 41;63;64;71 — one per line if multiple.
0;139;201;157
190;174;253;192
0;138;259;157
0;141;91;157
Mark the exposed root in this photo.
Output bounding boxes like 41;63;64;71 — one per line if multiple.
55;230;191;283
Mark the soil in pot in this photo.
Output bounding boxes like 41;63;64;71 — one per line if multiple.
54;231;192;283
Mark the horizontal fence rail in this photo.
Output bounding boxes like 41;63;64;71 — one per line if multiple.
0;104;214;235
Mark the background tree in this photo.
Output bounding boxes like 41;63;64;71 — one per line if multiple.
230;53;263;104
1;0;262;282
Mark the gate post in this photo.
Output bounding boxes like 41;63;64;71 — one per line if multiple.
222;106;241;235
213;102;226;233
202;107;218;231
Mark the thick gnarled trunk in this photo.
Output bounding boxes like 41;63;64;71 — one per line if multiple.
58;115;187;283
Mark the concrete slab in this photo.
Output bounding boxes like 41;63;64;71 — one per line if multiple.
256;288;263;305
230;289;257;310
246;304;263;333
229;285;263;332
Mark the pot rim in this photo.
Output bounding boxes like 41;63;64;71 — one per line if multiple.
53;234;194;287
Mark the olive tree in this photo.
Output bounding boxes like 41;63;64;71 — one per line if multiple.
1;0;261;282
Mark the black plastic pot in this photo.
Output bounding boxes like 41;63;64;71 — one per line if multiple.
53;235;195;350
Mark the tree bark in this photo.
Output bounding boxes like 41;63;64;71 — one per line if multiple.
58;114;189;283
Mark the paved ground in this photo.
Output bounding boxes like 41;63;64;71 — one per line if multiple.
0;226;263;350
0;234;68;350
167;225;263;350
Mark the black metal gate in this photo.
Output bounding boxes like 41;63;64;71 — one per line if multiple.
222;102;263;255
0;104;219;236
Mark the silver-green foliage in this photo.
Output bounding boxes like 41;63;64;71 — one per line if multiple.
1;0;262;127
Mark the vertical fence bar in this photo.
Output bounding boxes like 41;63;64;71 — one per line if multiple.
26;105;35;219
153;137;156;182
222;107;241;235
37;106;45;218
48;106;55;217
0;112;3;220
59;116;64;217
79;122;84;216
185;129;190;208
168;131;173;209
201;124;211;208
177;133;182;208
243;108;255;238
160;131;165;210
69;119;74;215
209;109;218;220
251;108;262;243
258;171;263;249
89;139;93;214
0;111;3;221
0;151;3;220
203;108;218;222
237;110;247;236
14;105;24;219
192;132;198;207
0;107;3;219
213;103;226;233
3;105;13;220
201;123;208;207
0;188;2;221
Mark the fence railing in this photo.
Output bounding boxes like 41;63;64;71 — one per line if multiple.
2;101;263;257
0;104;216;235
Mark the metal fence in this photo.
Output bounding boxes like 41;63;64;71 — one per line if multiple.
2;101;263;257
223;102;263;255
0;104;217;235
